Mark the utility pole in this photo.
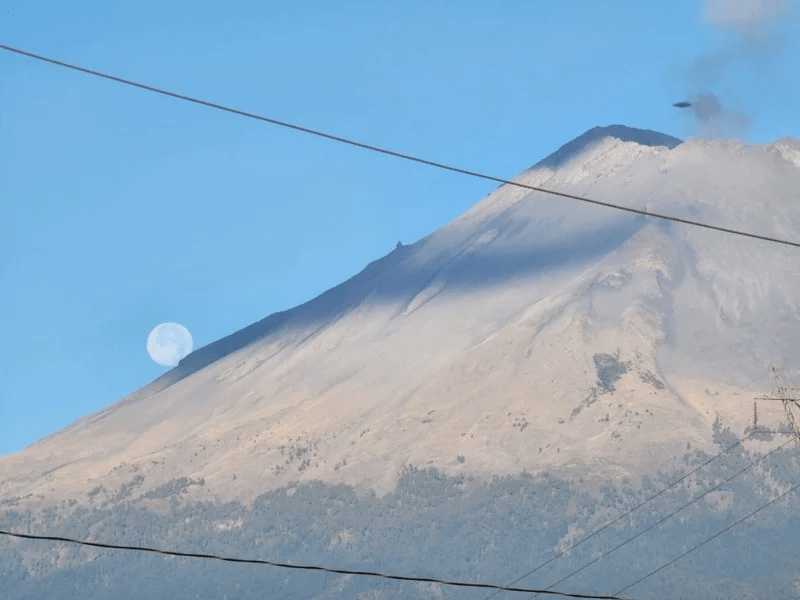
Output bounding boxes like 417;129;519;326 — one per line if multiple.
754;366;800;447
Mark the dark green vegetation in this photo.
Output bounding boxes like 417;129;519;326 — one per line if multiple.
2;424;799;599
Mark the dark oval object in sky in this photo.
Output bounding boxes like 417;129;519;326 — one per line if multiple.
673;101;692;108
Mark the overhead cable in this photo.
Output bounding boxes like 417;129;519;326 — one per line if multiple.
482;392;776;600
0;528;630;600
539;436;795;597
2;44;799;250
615;478;800;595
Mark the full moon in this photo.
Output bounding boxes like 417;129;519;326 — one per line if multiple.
147;322;193;367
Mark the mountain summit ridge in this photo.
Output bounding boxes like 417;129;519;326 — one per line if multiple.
527;124;683;172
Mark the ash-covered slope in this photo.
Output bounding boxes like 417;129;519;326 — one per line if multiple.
3;125;800;510
4;125;800;600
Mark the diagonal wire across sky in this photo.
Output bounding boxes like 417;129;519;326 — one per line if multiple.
2;43;800;250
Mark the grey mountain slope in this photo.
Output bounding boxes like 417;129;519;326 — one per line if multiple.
103;126;685;408
3;125;800;599
76;125;690;407
21;125;682;444
3;125;800;510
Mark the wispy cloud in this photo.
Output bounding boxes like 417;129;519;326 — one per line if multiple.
680;0;792;138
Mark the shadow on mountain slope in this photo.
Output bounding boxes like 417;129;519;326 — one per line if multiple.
79;125;685;414
134;211;647;399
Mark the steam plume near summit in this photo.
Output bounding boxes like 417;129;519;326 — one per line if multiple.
679;0;793;138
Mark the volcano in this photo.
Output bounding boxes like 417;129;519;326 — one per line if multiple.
3;125;800;600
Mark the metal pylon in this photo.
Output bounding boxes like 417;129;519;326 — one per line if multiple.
755;366;800;447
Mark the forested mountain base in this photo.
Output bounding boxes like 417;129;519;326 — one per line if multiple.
3;428;799;600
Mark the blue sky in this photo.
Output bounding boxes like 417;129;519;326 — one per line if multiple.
2;0;799;456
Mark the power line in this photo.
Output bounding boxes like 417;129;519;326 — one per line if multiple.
481;401;775;600
485;431;765;599
0;529;631;600
615;477;800;596
2;43;800;251
539;435;795;596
